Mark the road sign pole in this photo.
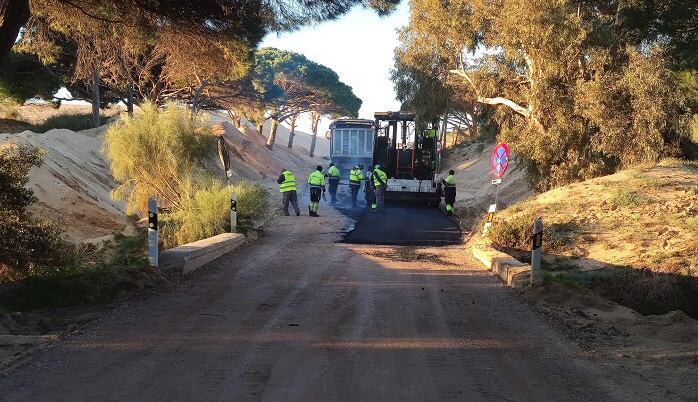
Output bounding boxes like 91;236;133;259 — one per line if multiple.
230;192;237;232
489;143;508;228
531;217;543;284
495;182;500;207
148;198;158;268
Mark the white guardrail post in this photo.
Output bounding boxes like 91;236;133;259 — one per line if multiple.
148;197;158;268
530;217;543;284
230;191;237;232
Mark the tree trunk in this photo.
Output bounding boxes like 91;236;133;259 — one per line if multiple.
287;113;298;148
266;119;279;150
227;110;242;128
91;68;101;128
309;112;320;158
192;82;206;115
440;111;448;156
0;0;30;63
126;84;134;116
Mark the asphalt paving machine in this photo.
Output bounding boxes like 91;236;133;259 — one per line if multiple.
372;111;441;205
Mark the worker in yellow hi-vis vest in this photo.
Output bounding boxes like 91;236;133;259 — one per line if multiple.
442;170;456;216
372;164;387;212
327;163;341;204
308;165;326;217
348;164;364;207
277;168;300;216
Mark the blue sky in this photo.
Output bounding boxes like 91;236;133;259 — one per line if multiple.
261;2;410;133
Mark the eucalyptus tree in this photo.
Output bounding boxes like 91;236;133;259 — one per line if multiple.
396;0;696;189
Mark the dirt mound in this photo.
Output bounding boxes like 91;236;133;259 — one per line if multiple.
0;128;127;242
523;281;698;399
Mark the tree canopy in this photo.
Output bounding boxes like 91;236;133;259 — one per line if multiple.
394;0;697;189
1;0;397;108
251;47;361;149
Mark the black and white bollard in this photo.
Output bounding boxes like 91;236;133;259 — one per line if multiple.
148;198;158;268
230;192;237;232
483;203;497;235
530;217;543;284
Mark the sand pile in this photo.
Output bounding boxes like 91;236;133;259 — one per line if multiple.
0;128;127;242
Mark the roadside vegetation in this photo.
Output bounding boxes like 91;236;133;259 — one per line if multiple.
487;159;698;318
392;0;697;190
1;101;109;133
28;113;107;132
0;143;155;314
104;103;270;249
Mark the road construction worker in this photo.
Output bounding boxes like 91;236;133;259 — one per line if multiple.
277;168;300;216
308;165;326;217
348;164;364;207
442;170;456;216
364;168;375;209
327;163;341;204
372;164;387;212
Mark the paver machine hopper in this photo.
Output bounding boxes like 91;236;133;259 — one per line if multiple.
372;111;441;205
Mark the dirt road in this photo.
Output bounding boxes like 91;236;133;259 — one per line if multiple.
0;204;665;401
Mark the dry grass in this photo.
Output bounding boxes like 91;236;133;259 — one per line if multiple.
488;159;698;276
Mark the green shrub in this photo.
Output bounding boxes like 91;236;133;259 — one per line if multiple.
0;144;69;279
0;229;149;311
592;268;698;318
104;102;213;214
613;188;647;207
488;211;536;250
105;102;269;249
159;180;270;249
235;180;271;231
0;101;20;119
30;113;106;132
686;217;698;233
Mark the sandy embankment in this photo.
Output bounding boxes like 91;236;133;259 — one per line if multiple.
1;116;330;242
0;128;127;242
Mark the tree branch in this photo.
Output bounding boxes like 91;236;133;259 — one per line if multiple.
449;69;531;118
